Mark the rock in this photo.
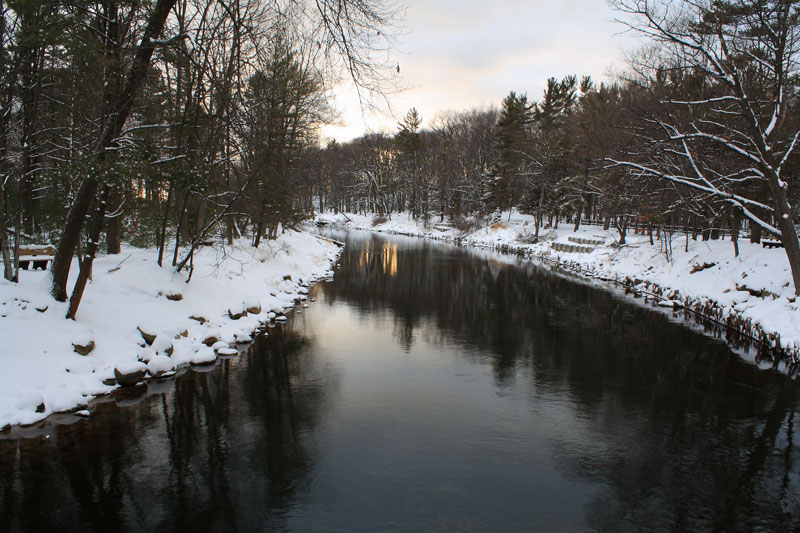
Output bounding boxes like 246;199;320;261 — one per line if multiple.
72;340;95;356
175;329;189;339
690;262;717;274
217;347;238;356
283;274;292;281
16;392;45;413
114;362;147;387
53;400;89;414
211;340;229;351
228;307;247;320
276;315;288;322
137;347;157;363
166;293;183;301
147;355;176;377
137;324;158;345
75;410;91;418
151;335;174;356
202;335;219;347
190;350;217;366
245;298;262;314
102;377;117;386
189;315;207;325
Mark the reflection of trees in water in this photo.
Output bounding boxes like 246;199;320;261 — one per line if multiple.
0;327;331;531
326;233;800;531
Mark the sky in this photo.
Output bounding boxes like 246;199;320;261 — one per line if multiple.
320;0;640;143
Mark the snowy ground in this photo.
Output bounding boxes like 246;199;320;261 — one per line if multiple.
317;211;800;373
0;230;341;429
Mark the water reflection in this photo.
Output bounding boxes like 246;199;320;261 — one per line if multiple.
0;230;797;531
0;329;336;531
320;230;800;530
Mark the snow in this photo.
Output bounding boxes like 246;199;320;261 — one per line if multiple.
146;355;175;376
71;330;94;347
190;348;217;366
115;360;147;375
319;211;800;371
0;230;340;429
151;334;174;355
137;347;157;363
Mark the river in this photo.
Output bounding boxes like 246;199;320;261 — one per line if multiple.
1;230;798;531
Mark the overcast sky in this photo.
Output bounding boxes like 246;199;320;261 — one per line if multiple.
320;0;640;143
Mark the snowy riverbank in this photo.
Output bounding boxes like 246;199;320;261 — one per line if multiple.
318;211;800;374
0;230;341;429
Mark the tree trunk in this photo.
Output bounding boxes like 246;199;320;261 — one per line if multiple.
67;185;110;319
615;216;628;245
730;209;741;258
157;182;173;267
573;203;582;232
172;188;190;266
51;179;98;301
750;220;762;244
50;0;178;301
106;186;123;254
0;184;13;281
773;189;800;295
18;3;44;235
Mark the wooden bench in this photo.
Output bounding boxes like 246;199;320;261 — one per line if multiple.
18;245;56;270
762;239;783;249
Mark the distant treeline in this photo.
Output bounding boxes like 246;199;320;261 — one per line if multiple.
1;0;799;305
316;1;800;295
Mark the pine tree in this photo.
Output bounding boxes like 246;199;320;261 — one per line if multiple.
486;91;532;217
395;108;425;218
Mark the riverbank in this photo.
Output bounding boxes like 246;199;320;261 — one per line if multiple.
317;211;800;373
0;230;342;429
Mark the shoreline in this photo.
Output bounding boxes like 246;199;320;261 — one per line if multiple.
318;212;799;376
0;230;343;432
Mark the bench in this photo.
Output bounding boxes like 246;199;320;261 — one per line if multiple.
18;245;56;270
762;239;783;249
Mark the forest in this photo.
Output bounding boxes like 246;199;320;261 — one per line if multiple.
2;0;800;308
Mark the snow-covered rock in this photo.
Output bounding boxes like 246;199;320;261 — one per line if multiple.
114;361;147;387
137;322;159;345
190;348;217;366
151;334;174;356
244;297;261;314
137;347;157;363
147;355;176;377
71;331;95;356
15;392;45;413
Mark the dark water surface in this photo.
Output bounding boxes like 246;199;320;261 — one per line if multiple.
1;231;798;532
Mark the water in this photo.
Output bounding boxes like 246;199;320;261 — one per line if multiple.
1;231;798;531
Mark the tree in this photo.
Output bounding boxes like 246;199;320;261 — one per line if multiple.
395;108;425;218
52;0;179;310
487;91;532;217
610;0;800;294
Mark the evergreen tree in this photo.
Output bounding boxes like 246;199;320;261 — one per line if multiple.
395;108;425;218
520;76;577;232
486;91;532;217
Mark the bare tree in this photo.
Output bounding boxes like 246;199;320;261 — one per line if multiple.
609;0;800;294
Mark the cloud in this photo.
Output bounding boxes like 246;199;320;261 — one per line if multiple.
322;0;639;142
